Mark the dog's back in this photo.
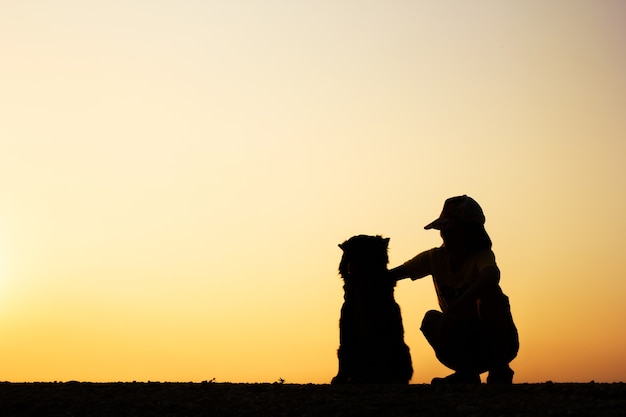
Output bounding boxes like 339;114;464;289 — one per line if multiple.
332;235;413;384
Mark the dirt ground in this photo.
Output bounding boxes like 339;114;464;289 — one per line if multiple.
0;382;624;417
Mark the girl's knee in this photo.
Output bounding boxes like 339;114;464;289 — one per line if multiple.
420;310;443;335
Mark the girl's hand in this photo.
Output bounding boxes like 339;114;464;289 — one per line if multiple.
439;311;457;337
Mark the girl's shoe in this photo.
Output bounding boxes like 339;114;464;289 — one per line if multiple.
486;366;514;384
431;372;481;384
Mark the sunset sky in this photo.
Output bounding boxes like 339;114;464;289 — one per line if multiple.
2;1;625;384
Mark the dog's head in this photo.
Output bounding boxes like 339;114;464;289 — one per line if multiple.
338;235;390;281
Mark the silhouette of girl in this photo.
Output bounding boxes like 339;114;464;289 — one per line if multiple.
389;195;519;384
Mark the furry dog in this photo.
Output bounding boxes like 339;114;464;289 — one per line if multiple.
331;235;413;384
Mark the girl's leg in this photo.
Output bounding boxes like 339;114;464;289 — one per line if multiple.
477;290;519;383
420;310;483;383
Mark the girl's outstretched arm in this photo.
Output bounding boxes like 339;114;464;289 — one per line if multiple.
388;265;411;281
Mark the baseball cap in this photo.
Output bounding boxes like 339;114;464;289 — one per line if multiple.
424;195;486;230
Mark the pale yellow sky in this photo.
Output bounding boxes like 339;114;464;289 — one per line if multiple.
1;1;625;383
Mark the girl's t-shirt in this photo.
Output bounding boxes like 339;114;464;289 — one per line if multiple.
402;246;499;314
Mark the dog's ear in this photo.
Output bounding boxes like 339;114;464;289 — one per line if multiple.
383;237;390;248
338;243;345;251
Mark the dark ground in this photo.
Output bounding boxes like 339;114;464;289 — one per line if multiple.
0;382;623;417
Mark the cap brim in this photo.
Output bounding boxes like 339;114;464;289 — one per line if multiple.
424;218;456;230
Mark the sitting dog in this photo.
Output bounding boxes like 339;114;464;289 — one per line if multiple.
331;235;413;384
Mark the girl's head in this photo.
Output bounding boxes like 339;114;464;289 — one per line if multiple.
426;195;492;253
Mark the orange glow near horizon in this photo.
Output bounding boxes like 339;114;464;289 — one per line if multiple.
1;1;626;384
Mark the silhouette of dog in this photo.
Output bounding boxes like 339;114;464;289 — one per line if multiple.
331;235;413;384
